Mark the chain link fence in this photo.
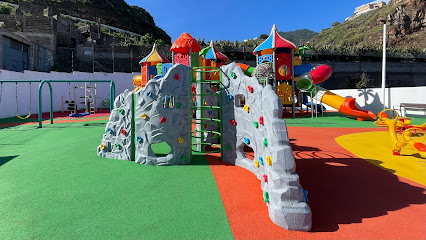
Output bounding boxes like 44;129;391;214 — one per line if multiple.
54;45;174;73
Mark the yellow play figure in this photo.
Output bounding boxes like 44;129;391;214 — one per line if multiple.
375;109;426;158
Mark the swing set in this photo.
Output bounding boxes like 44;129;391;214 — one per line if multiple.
0;80;115;128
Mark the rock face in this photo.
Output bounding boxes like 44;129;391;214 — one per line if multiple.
388;0;426;37
221;63;311;231
97;62;311;231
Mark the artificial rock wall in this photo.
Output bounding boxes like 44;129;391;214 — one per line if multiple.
220;63;312;231
97;62;311;231
97;64;191;165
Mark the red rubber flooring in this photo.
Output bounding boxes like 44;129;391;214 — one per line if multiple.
208;127;426;239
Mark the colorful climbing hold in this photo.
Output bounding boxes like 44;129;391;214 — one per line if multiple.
208;111;213;115
147;91;152;97
176;103;182;109
253;121;258;128
258;157;264;165
248;86;253;93
244;137;250;145
181;155;187;161
259;116;264;125
204;124;208;128
114;143;121;149
254;160;259;168
264;191;269;203
136;136;142;143
263;138;268;147
119;109;124;115
100;144;105;150
106;128;112;133
266;156;272;166
263;174;268;183
141;113;147;119
121;129;126;135
174;73;180;80
243;105;250;113
178;137;184;143
160;116;167;123
230;120;236;126
204;101;208;106
231;72;237;79
227;94;233;100
226;145;232;150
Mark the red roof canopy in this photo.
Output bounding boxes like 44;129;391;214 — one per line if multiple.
170;33;201;54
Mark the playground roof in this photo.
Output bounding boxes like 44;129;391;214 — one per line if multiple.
139;43;170;64
170;33;201;54
253;24;297;54
205;41;229;61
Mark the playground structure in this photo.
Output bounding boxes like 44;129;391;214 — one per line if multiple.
98;32;311;231
251;25;376;121
0;80;115;127
375;109;426;158
61;82;98;117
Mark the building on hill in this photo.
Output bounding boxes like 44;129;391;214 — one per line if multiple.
346;1;386;21
0;27;53;72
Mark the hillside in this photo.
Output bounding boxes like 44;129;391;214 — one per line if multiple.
3;0;171;44
278;29;318;46
309;0;426;53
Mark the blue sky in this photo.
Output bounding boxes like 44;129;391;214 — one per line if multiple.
126;0;391;42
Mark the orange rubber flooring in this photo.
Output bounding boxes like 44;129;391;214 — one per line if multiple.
207;127;426;239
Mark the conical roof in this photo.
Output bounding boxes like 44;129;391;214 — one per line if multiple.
170;33;201;54
253;24;296;54
205;40;229;61
139;43;170;64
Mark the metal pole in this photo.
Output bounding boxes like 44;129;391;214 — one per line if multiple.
273;49;276;88
112;45;115;73
74;84;77;113
381;20;387;110
291;49;295;118
189;48;192;68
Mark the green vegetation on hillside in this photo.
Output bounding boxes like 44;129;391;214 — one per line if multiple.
309;1;425;54
3;0;171;44
278;29;318;46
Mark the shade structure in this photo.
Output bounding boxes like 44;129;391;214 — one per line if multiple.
253;24;296;54
139;43;170;64
205;40;229;62
170;33;201;54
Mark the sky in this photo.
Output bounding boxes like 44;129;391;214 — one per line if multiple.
125;0;391;42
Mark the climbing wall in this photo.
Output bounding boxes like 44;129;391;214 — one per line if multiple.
97;89;134;160
97;64;191;165
221;63;312;231
134;64;191;165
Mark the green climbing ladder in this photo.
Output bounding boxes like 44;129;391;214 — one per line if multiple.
190;67;223;160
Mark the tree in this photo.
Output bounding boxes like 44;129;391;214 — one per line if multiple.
140;33;154;45
332;21;341;27
259;34;268;39
155;39;165;47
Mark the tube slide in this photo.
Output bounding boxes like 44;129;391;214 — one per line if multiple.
295;64;376;121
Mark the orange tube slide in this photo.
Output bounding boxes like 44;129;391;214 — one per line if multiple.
320;91;376;121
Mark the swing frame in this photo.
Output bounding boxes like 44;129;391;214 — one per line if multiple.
0;80;115;128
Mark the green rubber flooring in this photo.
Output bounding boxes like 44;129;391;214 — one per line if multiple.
0;120;233;239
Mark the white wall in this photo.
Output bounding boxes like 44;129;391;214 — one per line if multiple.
0;70;137;119
311;86;426;116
